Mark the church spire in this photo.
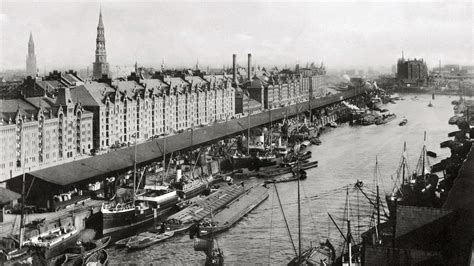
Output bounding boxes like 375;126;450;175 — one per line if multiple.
93;8;109;80
28;32;34;55
26;32;37;77
98;8;104;29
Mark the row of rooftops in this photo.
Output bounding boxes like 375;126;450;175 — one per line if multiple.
0;96;90;126
0;64;327;126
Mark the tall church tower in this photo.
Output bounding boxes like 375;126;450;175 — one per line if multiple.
26;32;37;77
92;9;109;80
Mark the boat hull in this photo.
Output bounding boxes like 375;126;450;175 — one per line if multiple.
102;208;154;240
37;232;81;260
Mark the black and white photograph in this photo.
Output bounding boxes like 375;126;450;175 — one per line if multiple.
0;0;473;265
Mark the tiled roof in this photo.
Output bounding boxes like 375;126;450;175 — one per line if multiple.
0;98;38;123
25;97;53;109
62;73;83;85
74;82;114;107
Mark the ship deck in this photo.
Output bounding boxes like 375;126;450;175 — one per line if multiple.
204;184;269;231
166;183;250;224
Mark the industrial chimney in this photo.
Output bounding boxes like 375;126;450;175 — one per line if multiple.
233;54;237;84
248;53;252;81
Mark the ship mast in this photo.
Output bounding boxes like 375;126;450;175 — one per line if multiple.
346;187;352;266
247;94;250;155
297;158;302;264
375;156;380;227
19;122;25;248
402;142;406;185
162;139;166;184
422;131;426;178
132;132;137;206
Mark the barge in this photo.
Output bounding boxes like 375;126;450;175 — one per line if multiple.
197;184;269;237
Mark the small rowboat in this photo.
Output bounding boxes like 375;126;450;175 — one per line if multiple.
84;249;108;266
126;231;174;250
48;253;68;266
296;161;318;170
63;254;83;266
83;236;111;258
65;236;111;258
114;236;133;247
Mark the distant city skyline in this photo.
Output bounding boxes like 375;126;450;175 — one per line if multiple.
1;0;473;72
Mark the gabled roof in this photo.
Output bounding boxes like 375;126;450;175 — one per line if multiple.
142;78;169;96
0;98;39;122
73;82;115;107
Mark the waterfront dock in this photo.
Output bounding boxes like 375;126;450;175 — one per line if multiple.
199;184;269;236
13;87;368;193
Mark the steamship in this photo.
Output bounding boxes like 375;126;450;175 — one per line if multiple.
101;200;154;240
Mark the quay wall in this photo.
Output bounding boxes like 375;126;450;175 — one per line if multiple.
24;88;368;187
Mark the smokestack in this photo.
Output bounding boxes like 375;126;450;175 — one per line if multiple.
248;53;252;81
233;54;237;83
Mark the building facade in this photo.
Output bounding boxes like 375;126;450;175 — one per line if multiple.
397;54;428;87
0;90;93;183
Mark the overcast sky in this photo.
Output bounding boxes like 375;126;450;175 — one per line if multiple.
0;0;472;72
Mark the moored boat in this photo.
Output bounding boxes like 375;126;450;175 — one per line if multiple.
47;253;68;266
164;184;249;234
84;249;108;266
23;225;81;260
448;116;460;125
63;254;83;266
288;240;336;266
136;185;180;213
0;246;28;262
101;201;154;240
310;137;321;145
386;134;439;215
197;185;269;237
375;113;397;125
125;231;174;250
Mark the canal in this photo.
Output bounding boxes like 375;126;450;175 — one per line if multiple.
108;93;462;264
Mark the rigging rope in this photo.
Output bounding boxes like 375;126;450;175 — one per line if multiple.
274;183;298;257
301;184;318;235
267;186;275;264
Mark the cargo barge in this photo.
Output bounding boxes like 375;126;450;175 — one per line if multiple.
197;184;269;237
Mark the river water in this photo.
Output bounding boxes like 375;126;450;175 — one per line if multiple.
108;93;463;265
